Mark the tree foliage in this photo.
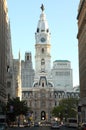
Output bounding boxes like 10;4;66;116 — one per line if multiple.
6;97;29;121
52;98;79;120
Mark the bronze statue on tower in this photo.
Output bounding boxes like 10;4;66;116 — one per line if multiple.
41;4;45;11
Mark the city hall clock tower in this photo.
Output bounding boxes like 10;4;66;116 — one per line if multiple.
35;4;51;77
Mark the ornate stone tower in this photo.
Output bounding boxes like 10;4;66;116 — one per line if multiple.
21;52;34;88
31;4;54;122
16;51;22;101
77;0;86;122
35;4;51;78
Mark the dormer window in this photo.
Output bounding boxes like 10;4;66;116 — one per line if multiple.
37;28;39;32
42;82;44;87
46;29;49;32
27;56;29;60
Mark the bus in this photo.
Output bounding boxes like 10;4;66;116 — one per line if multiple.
66;118;78;128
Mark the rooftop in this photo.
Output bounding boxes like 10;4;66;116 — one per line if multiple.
54;60;70;62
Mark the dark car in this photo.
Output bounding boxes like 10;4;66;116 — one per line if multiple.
0;123;7;130
81;123;86;130
51;122;61;129
34;122;39;127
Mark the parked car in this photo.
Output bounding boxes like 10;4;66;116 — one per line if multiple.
34;122;39;127
0;123;7;130
51;122;61;129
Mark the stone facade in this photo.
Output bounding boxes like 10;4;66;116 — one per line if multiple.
13;52;22;100
77;0;86;123
0;0;13;104
21;52;34;88
22;88;79;122
52;60;73;91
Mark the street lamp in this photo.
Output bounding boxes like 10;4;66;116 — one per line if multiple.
65;106;68;122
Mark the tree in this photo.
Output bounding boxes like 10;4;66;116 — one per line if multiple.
52;98;79;120
6;97;30;122
0;102;6;115
52;105;64;120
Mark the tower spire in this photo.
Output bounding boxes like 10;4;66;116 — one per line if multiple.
36;4;50;35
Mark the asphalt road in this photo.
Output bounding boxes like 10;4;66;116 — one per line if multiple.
8;126;78;130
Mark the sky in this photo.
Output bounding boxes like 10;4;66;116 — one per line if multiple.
7;0;80;87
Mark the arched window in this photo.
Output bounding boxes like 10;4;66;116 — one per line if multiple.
42;82;44;87
7;81;11;88
7;65;10;72
55;94;57;98
46;29;49;32
37;28;39;32
42;48;44;53
41;59;45;65
27;56;29;60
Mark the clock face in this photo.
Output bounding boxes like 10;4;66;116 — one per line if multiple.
40;37;46;42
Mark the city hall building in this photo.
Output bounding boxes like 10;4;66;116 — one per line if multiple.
13;5;79;122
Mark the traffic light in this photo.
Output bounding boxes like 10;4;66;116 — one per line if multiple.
41;111;46;120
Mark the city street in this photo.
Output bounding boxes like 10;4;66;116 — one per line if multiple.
8;126;78;130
